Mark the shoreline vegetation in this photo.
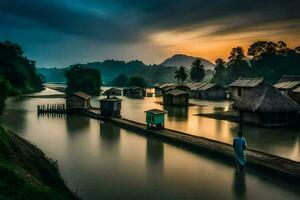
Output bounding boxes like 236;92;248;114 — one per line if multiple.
0;41;78;199
0;124;78;199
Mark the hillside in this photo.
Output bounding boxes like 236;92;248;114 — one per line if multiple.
38;58;214;86
160;54;215;70
0;41;43;95
0;125;77;199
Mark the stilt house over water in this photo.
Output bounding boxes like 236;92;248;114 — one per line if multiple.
229;77;264;100
233;83;299;127
163;89;189;107
66;91;91;110
100;97;122;118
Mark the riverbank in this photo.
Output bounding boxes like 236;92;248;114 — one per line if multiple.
110;117;300;182
0;124;78;199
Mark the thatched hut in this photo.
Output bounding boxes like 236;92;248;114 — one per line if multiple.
229;77;264;100
233;83;299;126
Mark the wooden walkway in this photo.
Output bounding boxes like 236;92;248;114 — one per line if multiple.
37;104;67;114
110;117;300;182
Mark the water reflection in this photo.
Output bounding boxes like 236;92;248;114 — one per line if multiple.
232;170;246;200
164;106;188;120
66;115;90;133
100;122;121;147
146;136;164;181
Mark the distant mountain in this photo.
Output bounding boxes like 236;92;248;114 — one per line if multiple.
161;54;215;70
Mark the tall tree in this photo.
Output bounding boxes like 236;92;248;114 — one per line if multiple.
65;65;102;96
174;66;188;83
0;41;43;94
112;74;128;87
128;76;148;88
227;47;252;83
211;58;227;85
190;59;205;82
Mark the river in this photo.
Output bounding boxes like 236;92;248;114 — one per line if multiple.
0;88;299;199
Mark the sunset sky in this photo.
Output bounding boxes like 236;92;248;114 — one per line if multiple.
0;0;300;67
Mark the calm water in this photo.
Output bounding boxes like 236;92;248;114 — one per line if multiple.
0;88;299;199
92;87;300;162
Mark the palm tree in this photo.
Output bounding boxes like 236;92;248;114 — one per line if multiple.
190;59;205;82
174;66;188;83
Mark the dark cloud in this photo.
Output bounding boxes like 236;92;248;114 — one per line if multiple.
1;0;300;42
0;0;299;67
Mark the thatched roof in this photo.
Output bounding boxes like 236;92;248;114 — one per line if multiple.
292;86;300;94
274;75;300;90
229;77;263;88
233;83;299;112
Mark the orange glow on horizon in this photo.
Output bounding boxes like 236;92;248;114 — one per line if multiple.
150;21;300;63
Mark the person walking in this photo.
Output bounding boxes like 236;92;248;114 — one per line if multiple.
233;131;247;171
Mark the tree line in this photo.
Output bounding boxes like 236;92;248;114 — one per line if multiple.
0;41;43;114
173;41;300;86
211;41;300;86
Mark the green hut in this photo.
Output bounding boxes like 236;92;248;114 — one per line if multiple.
145;109;167;129
233;83;299;127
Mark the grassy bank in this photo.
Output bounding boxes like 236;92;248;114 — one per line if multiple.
0;125;78;200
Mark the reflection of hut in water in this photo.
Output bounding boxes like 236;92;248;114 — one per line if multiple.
146;136;164;180
233;83;299;127
66;115;90;132
100;97;122;118
66;92;91;110
147;136;164;163
104;88;122;96
100;122;121;146
164;106;188;119
123;86;146;98
163;89;189;107
229;77;264;101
